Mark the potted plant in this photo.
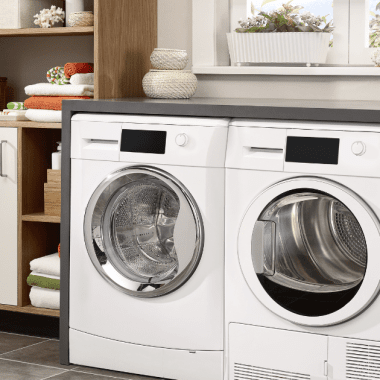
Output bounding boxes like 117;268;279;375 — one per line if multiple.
227;0;334;66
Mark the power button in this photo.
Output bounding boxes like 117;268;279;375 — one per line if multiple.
351;141;366;156
175;133;188;147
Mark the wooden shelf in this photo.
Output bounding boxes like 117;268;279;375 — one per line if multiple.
22;213;61;224
0;303;59;317
0;26;94;37
0;121;61;129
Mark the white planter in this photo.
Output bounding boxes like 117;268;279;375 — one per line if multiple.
227;32;331;66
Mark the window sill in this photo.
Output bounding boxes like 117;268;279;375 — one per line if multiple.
192;66;380;76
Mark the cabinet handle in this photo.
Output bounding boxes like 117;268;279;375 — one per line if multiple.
0;140;7;178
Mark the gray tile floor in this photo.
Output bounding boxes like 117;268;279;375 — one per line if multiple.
0;332;164;380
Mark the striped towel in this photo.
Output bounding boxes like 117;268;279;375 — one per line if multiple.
7;102;26;110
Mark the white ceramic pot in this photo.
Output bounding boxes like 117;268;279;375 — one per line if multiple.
142;70;197;99
227;32;331;66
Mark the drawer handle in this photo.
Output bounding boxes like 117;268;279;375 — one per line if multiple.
0;140;7;178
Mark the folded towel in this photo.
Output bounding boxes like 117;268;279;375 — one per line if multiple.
25;83;94;97
30;271;60;280
30;287;59;310
47;66;70;85
24;96;91;111
30;253;60;277
70;73;94;86
25;109;62;123
27;273;60;291
64;62;94;78
7;102;26;110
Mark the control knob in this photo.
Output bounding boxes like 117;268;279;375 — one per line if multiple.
175;133;188;147
351;141;366;156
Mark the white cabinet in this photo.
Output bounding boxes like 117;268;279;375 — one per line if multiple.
0;127;18;306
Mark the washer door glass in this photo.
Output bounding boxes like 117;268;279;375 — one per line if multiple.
252;190;367;317
84;166;204;298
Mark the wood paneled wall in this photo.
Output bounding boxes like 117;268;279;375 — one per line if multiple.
94;0;157;99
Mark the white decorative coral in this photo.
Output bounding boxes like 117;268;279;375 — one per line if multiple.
371;49;380;67
34;6;65;28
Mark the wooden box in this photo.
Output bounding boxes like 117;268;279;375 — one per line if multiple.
44;170;61;217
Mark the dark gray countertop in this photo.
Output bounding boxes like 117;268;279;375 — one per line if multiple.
63;97;380;124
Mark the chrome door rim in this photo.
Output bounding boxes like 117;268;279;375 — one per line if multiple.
84;165;204;298
238;176;380;326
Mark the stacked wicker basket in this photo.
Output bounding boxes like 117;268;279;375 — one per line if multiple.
142;49;197;99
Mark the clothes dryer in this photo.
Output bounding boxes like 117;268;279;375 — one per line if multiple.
225;119;380;380
69;114;229;380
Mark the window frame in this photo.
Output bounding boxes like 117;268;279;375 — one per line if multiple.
192;0;375;71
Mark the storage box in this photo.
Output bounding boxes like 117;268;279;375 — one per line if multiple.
0;0;60;29
44;170;61;217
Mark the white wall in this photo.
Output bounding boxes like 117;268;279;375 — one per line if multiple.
157;0;380;101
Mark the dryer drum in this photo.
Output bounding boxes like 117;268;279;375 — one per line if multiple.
252;191;367;293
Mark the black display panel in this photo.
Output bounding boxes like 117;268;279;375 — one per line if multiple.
285;136;340;165
121;129;167;154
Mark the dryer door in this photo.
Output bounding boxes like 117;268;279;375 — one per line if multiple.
238;177;380;326
84;165;204;298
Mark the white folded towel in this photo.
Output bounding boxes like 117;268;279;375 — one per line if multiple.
70;73;94;85
25;83;94;97
30;253;60;277
30;287;60;310
30;271;60;280
25;109;62;123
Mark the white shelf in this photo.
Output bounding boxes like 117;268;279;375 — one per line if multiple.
192;66;380;76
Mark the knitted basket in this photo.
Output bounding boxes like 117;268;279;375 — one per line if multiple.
0;78;7;112
68;11;94;27
142;70;197;99
150;49;189;70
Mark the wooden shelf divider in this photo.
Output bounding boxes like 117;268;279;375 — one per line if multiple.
0;303;59;317
0;121;62;129
22;213;61;224
0;26;94;37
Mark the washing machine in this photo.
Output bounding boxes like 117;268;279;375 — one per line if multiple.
225;119;380;380
69;113;229;380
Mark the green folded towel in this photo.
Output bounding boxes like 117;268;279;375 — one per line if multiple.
7;102;26;110
27;274;60;291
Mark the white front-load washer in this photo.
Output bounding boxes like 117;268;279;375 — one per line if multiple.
69;113;229;380
225;119;380;380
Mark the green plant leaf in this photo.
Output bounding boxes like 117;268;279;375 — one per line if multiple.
370;11;376;17
251;2;256;15
377;2;380;11
261;0;276;9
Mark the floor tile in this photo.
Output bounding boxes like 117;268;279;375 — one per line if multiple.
0;332;47;355
71;366;164;379
1;339;74;370
46;370;160;380
0;358;67;380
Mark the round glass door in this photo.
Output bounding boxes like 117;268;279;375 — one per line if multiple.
84;165;204;298
238;177;380;326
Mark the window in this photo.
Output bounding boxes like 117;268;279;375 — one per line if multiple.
192;0;378;69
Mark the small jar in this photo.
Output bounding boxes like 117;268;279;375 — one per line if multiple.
52;142;62;170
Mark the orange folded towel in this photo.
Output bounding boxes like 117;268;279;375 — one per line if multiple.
64;63;94;78
24;96;91;111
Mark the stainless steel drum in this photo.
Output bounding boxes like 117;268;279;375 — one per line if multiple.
252;192;367;293
84;166;204;298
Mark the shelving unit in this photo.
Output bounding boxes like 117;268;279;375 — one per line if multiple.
0;0;157;319
0;26;94;37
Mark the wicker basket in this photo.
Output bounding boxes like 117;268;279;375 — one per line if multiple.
150;49;189;70
0;78;7;112
142;70;197;99
68;11;94;27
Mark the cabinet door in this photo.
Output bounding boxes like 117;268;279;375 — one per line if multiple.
0;127;18;306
